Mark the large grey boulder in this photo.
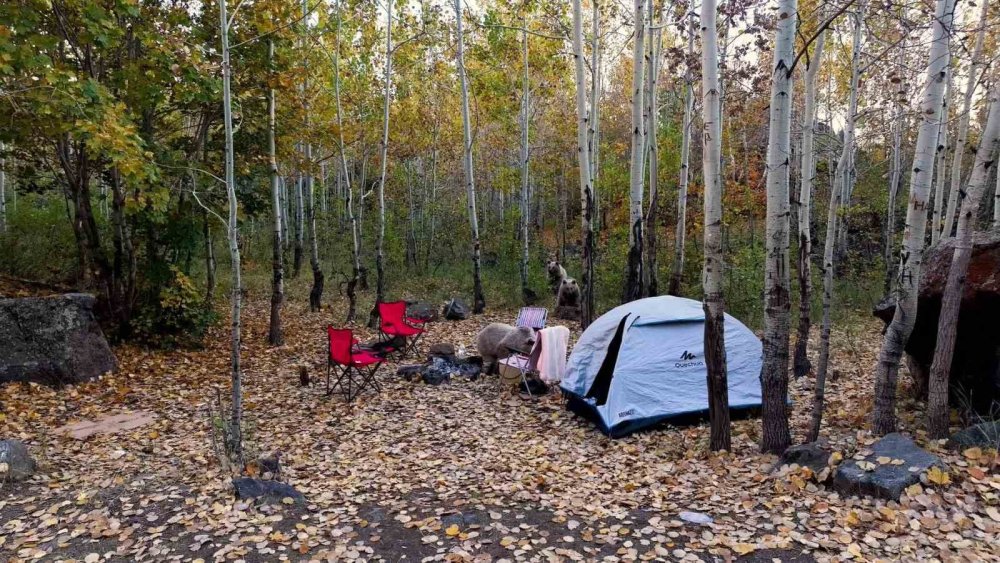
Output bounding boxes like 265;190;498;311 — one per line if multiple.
0;439;37;481
947;421;1000;451
874;231;1000;414
0;294;117;386
833;433;943;500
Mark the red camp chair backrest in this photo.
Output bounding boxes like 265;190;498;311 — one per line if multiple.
378;301;407;328
327;327;354;366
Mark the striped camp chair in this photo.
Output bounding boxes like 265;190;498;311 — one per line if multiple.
515;307;548;330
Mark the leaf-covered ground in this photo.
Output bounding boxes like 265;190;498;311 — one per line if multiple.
2;289;999;562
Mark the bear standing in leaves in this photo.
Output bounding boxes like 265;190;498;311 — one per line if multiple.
557;277;581;308
547;259;567;295
475;323;536;374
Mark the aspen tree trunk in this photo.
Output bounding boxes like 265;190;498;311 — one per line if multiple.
455;0;486;314
219;0;243;466
874;0;956;436
426;122;438;269
303;0;323;313
643;0;663;297
792;12;826;379
624;0;646;303
267;39;284;346
994;164;1000;228
885;39;905;294
809;5;862;442
928;86;1000;438
204;209;216;302
294;172;304;277
334;0;361;323
369;0;393;327
700;0;730;451
0;143;6;235
590;0;601;231
572;0;596;327
520;24;532;304
931;80;951;246
759;0;797;454
405;162;416;267
669;8;695;298
942;0;989;240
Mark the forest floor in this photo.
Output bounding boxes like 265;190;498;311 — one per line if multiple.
1;281;999;562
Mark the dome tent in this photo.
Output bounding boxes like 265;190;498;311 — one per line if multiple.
560;295;762;437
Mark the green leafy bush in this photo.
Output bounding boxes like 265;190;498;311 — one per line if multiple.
133;266;216;348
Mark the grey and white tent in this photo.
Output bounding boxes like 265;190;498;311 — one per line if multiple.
560;295;762;437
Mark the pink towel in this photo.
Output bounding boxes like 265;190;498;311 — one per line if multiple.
529;326;570;383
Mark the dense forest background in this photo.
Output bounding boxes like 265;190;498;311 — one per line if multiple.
0;0;996;339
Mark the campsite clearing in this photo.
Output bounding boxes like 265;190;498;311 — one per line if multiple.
1;296;997;562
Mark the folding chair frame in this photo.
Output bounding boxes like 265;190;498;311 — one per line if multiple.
377;301;425;360
325;327;384;402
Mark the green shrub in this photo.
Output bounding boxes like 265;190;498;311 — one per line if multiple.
133;266;216;348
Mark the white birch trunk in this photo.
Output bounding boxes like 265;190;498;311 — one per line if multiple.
669;9;695;298
219;0;243;465
0;143;6;235
809;4;862;442
303;0;322;312
572;0;596;327
885;36;906;293
267;39;284;346
520;23;531;304
643;0;663;297
455;0;485;313
334;0;361;322
700;0;730;452
793;10;826;379
931;78;951;245
624;0;646;302
928;85;1000;438
873;0;956;436
759;0;797;455
369;0;392;326
589;0;601;230
942;0;989;240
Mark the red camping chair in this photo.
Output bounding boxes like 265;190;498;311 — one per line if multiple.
326;327;383;401
378;301;425;359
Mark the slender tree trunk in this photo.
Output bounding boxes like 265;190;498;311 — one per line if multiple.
928;87;1000;438
931;78;951;245
590;0;601;232
808;5;862;442
369;0;393;327
301;0;323;313
701;0;730;452
405;162;416;267
669;9;695;298
885;37;906;294
793;11;826;379
455;0;485;314
219;0;243;467
572;0;596;328
204;210;216;303
874;0;955;436
267;39;284;345
334;0;360;322
0;143;6;235
624;0;646;303
994;160;1000;229
293;171;304;276
942;0;989;241
643;0;662;297
426;122;439;269
759;0;797;455
520;24;532;304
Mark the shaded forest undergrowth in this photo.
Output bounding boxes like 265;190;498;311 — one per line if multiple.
2;279;998;562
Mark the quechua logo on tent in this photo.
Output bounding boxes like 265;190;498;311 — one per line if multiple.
675;350;703;368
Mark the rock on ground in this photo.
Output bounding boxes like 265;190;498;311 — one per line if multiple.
874;231;1000;413
775;442;832;479
0;439;37;481
0;293;117;386
946;421;1000;450
442;298;469;320
232;478;304;504
833;433;943;500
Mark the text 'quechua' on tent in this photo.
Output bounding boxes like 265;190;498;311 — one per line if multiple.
560;296;763;437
